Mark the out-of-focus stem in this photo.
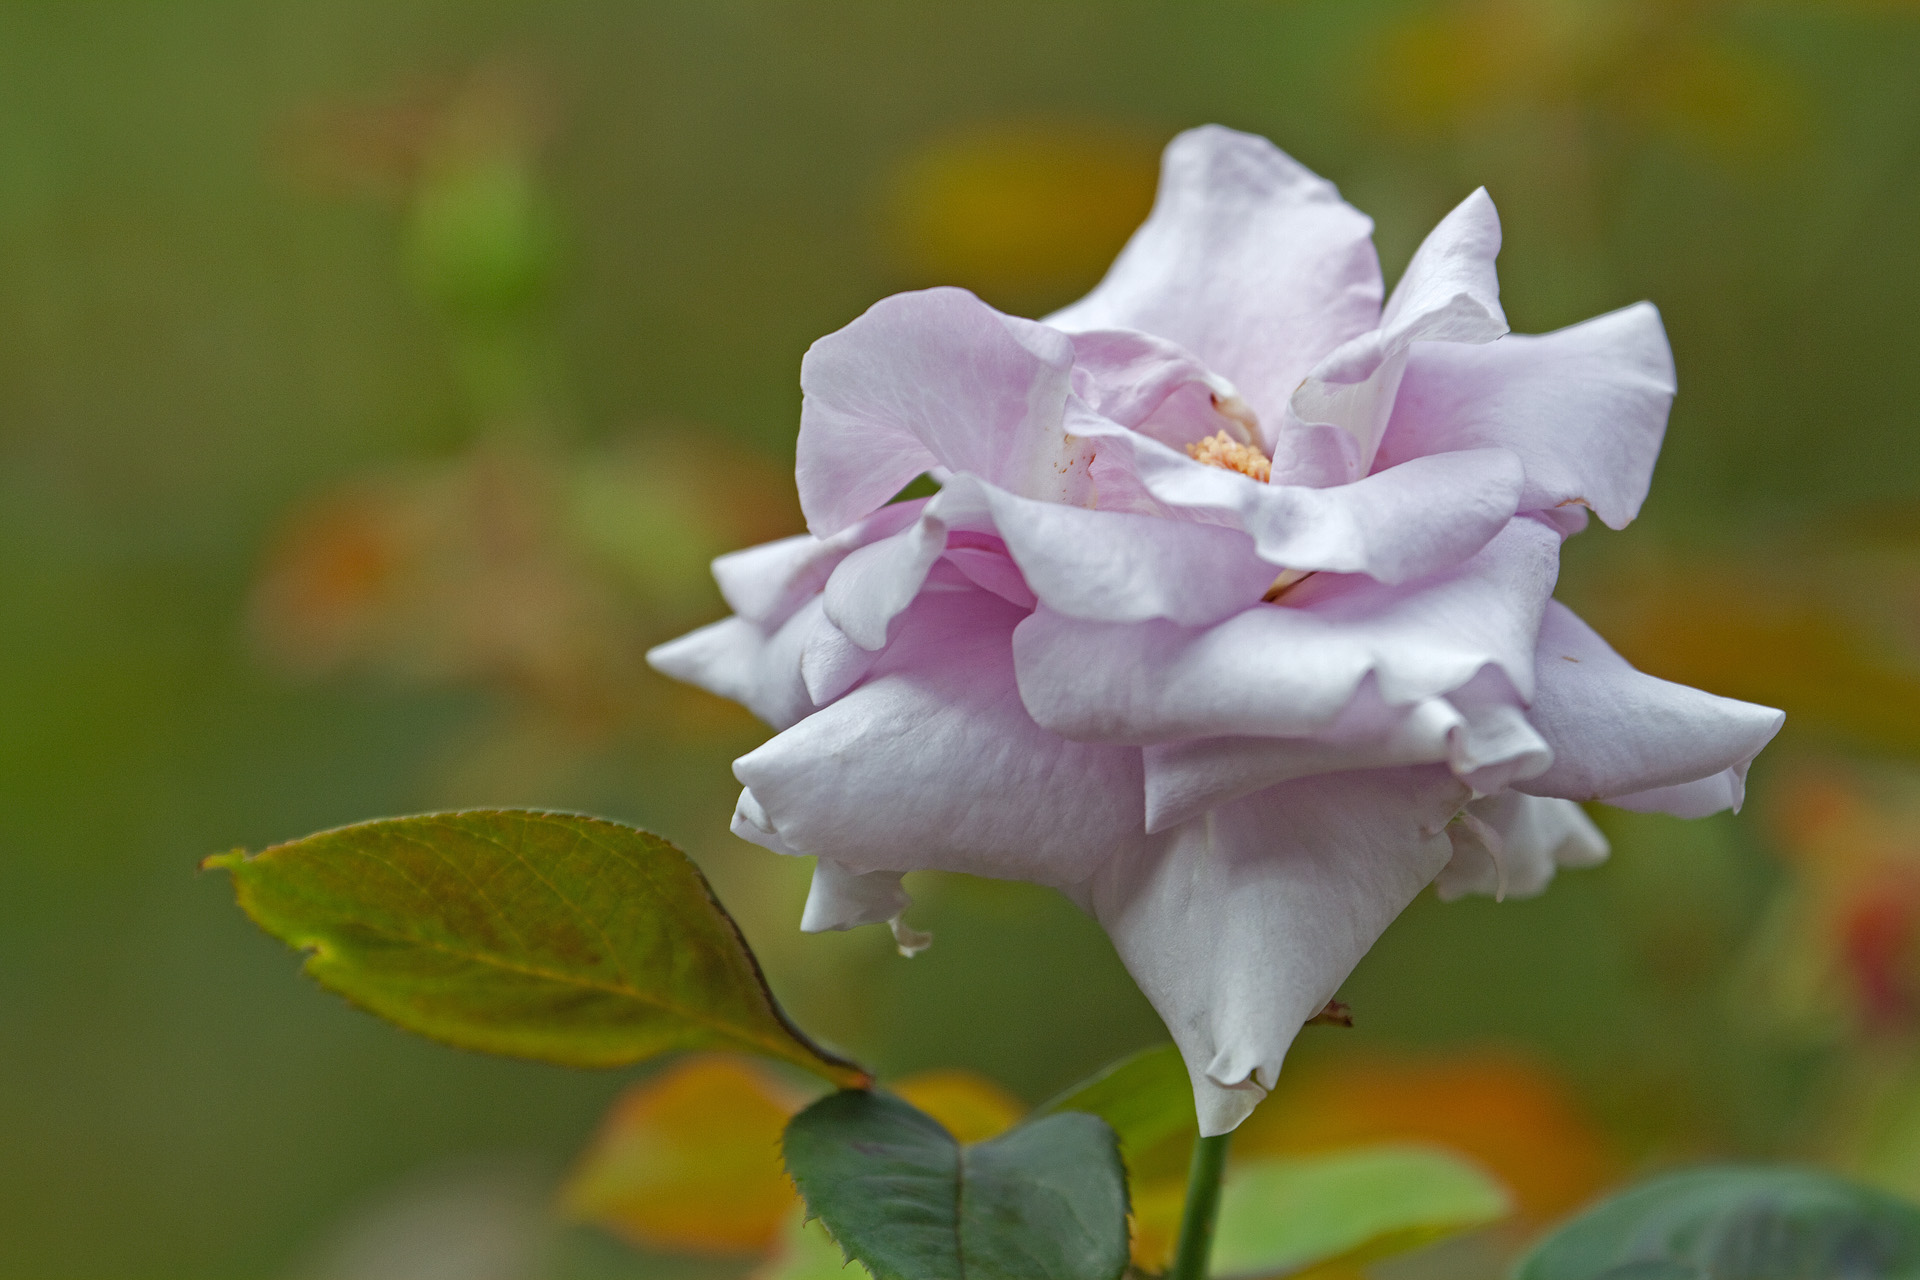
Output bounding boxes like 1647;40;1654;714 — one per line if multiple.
1167;1130;1231;1280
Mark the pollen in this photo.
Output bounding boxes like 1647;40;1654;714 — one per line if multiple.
1186;430;1271;483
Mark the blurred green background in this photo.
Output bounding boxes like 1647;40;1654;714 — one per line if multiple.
6;1;1920;1276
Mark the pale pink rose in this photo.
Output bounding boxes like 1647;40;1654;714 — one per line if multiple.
649;126;1783;1134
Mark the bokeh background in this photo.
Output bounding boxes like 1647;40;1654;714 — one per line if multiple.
6;1;1920;1276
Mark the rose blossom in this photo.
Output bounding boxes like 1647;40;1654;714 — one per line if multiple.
648;126;1784;1135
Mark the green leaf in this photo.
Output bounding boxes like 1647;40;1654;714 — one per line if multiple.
781;1089;1129;1280
1034;1041;1195;1156
1209;1144;1512;1280
1516;1165;1920;1280
204;810;867;1086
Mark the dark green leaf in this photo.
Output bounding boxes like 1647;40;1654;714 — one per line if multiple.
1210;1144;1511;1279
1034;1041;1195;1156
782;1089;1129;1280
204;810;867;1086
1518;1165;1920;1280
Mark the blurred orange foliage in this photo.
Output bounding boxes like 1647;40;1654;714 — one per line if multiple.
1239;1053;1616;1222
562;1055;809;1256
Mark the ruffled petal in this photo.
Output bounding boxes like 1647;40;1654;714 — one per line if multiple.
800;858;911;932
1433;791;1609;902
1088;766;1466;1135
1094;436;1525;585
1014;515;1559;744
1044;126;1383;439
1517;602;1784;814
1276;188;1509;484
1375;304;1676;529
1141;672;1550;832
818;474;1276;649
646;602;823;730
731;582;1145;887
796;288;1083;535
713;499;929;628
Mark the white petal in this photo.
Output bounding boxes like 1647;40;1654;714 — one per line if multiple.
1045;125;1383;441
817;474;1276;649
646;606;814;731
732;585;1146;887
1014;515;1559;744
800;858;911;932
796;288;1085;535
1072;416;1527;586
1088;767;1467;1135
1518;602;1784;815
1140;673;1549;833
1433;791;1609;902
713;500;929;628
1376;304;1676;529
1281;189;1509;481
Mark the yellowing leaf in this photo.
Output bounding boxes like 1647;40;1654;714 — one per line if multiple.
562;1054;812;1256
891;1069;1025;1143
206;811;870;1085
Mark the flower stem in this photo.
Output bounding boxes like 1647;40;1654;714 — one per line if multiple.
1167;1130;1231;1280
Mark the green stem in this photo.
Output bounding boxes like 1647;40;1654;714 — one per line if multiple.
1167;1131;1232;1280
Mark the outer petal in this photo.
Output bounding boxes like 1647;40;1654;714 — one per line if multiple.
1014;515;1559;744
1045;125;1383;438
1142;672;1551;832
818;473;1275;649
1518;602;1784;814
1375;304;1676;529
1433;791;1609;902
1279;188;1510;484
1088;767;1466;1135
646;601;824;730
800;858;911;932
731;582;1145;887
713;499;929;628
796;288;1083;534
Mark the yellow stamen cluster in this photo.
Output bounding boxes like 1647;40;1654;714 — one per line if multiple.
1186;430;1271;482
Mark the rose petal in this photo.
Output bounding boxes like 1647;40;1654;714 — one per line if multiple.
1433;791;1609;902
732;584;1145;887
1376;304;1676;529
819;474;1276;647
646;602;822;730
714;499;929;627
1278;188;1509;484
1014;515;1558;744
1107;440;1526;585
1518;602;1784;814
800;858;911;933
1088;766;1467;1135
1142;673;1550;832
796;288;1086;535
1044;125;1382;442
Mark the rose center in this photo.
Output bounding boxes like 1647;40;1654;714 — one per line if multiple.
1186;430;1271;483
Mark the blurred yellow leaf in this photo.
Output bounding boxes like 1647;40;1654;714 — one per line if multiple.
752;1209;870;1280
561;1054;814;1256
890;1069;1025;1143
1128;1177;1187;1273
1238;1053;1615;1222
884;121;1159;310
